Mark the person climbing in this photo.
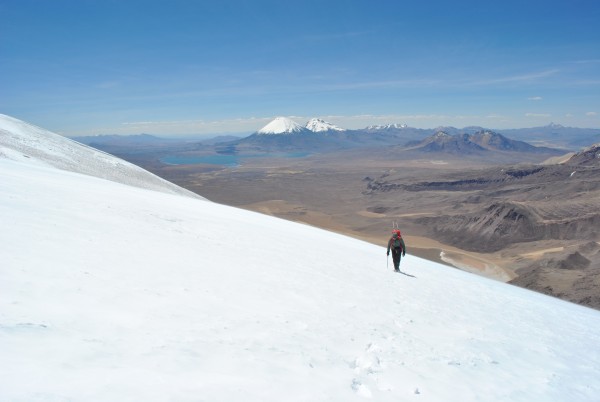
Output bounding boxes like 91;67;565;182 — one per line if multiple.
387;230;406;272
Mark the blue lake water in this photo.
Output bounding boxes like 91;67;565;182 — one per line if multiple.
161;152;310;166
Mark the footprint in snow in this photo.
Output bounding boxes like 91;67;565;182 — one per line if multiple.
351;379;373;398
354;343;382;374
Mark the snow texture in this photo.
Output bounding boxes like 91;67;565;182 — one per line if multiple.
305;118;346;132
366;123;408;130
257;117;305;134
1;115;600;401
0;114;203;199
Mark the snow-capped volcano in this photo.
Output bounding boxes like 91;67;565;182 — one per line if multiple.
2;115;600;401
305;118;346;132
366;123;407;130
257;117;306;135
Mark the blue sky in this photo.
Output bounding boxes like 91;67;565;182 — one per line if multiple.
1;0;599;136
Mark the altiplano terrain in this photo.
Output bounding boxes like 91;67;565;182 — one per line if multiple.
71;120;600;309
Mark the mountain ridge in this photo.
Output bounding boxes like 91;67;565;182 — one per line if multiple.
66;120;600;152
407;129;563;155
305;118;346;132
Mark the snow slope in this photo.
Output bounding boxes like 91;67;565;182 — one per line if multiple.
257;116;306;134
1;118;600;401
0;114;202;199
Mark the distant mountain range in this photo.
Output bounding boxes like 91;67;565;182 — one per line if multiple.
71;133;178;146
498;123;600;148
228;117;567;157
365;123;408;130
406;130;562;155
234;117;437;152
69;118;600;159
71;133;242;146
70;118;600;149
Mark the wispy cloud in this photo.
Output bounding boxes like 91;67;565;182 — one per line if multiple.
525;113;552;118
528;96;543;101
301;70;560;93
468;69;560;86
586;111;598;116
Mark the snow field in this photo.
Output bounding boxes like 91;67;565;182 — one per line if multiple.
1;113;600;401
1;157;599;401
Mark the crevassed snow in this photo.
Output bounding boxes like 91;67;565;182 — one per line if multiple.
1;119;600;401
305;118;346;132
257;116;305;134
0;114;203;199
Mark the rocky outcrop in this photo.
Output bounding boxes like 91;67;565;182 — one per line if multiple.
510;247;600;309
417;202;600;252
565;144;600;167
557;252;591;270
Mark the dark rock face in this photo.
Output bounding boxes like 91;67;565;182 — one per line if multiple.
509;248;600;308
416;201;600;253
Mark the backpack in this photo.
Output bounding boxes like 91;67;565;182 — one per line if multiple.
391;231;403;250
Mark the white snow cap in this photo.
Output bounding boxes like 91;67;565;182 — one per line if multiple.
305;118;346;132
366;123;407;130
257;117;305;134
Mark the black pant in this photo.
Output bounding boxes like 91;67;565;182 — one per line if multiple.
391;248;402;270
